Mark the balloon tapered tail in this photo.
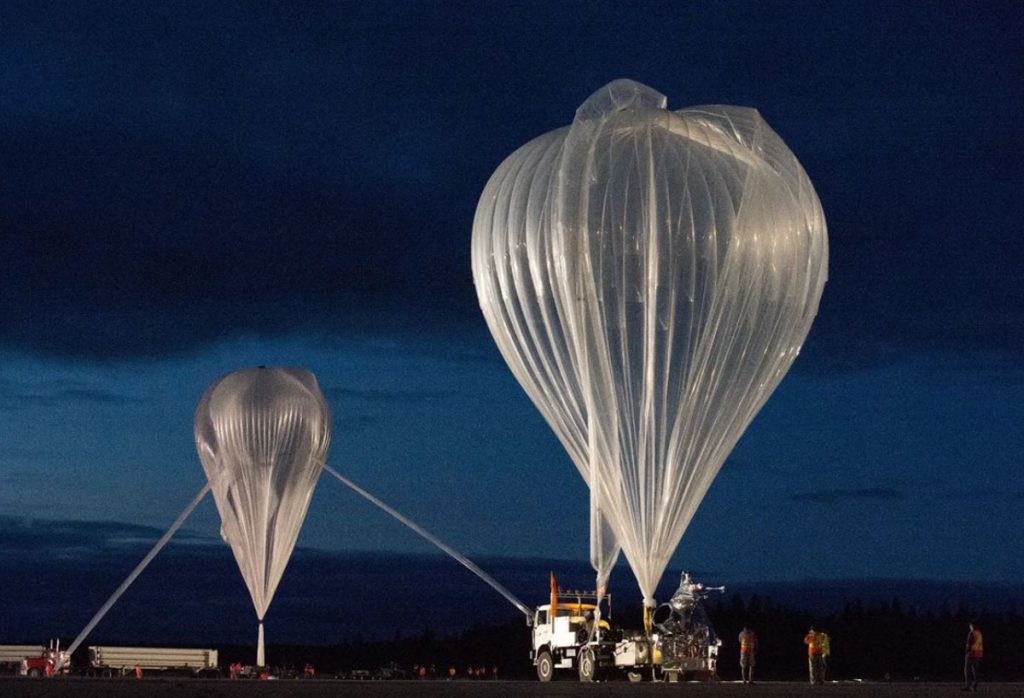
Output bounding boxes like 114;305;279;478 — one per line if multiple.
257;622;265;668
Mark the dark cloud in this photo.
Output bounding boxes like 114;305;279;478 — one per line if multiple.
788;487;908;504
0;515;214;557
0;1;1020;368
326;387;457;404
0;379;140;410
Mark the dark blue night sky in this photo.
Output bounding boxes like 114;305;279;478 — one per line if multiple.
1;0;1021;622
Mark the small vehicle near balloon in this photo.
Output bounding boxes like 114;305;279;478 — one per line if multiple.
531;574;722;682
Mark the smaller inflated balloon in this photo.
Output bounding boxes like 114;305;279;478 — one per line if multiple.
195;367;331;666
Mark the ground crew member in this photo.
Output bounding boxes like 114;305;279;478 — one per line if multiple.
964;622;983;691
134;664;142;679
738;625;757;684
819;629;831;681
804;626;825;684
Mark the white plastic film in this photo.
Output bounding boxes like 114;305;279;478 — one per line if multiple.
472;79;827;606
194;367;331;662
468;114;621;593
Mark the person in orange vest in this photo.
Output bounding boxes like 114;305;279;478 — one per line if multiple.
964;621;983;691
134;664;142;679
738;624;757;684
803;626;825;685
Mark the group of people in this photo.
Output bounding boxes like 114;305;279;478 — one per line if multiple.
735;622;983;689
409;663;498;680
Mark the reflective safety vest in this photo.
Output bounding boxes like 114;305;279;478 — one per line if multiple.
968;630;984;658
805;631;824;655
739;630;757;653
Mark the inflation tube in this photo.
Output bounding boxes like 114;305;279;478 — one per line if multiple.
323;464;533;621
58;482;212;670
257;622;265;668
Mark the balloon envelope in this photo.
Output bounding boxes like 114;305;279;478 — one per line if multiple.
195;367;331;634
472;79;827;605
470;121;621;592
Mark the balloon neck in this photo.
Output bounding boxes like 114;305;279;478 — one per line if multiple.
257;622;265;668
643;596;657;609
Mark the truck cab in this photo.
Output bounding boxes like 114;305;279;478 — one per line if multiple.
530;589;611;682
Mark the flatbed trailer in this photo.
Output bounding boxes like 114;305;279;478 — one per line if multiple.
85;646;219;677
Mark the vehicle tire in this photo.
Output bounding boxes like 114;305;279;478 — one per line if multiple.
578;647;598;682
28;667;41;678
536;650;555;682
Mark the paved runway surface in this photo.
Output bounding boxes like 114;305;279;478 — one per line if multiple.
3;678;1022;697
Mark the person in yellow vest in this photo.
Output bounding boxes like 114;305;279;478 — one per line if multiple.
738;624;757;684
803;626;825;685
964;621;983;691
819;629;831;681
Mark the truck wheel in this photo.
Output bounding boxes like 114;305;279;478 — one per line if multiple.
578;647;598;682
28;667;41;678
536;650;554;682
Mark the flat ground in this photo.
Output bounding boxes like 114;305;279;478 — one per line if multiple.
2;678;1021;697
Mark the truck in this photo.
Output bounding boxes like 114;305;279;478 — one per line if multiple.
531;572;722;682
0;642;69;677
85;646;219;677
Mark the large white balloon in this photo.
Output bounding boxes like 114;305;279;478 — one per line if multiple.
195;367;331;664
472;79;827;606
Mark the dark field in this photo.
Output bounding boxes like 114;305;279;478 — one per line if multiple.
3;678;1023;697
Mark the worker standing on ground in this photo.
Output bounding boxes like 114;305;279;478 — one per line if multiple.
803;626;825;685
964;621;983;691
738;624;757;684
819;628;831;681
